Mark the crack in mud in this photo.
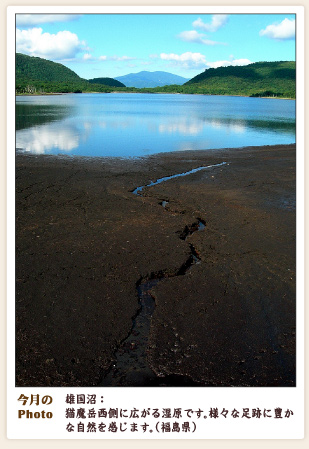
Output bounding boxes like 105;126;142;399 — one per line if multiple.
100;163;227;386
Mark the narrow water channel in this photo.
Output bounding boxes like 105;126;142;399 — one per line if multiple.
132;162;227;195
100;163;227;386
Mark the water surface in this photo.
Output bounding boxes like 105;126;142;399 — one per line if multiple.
16;93;295;158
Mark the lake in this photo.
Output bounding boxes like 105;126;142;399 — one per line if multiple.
16;93;296;158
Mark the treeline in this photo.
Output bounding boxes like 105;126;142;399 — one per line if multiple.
132;84;295;98
16;80;114;94
15;81;295;99
15;80;146;95
16;53;296;99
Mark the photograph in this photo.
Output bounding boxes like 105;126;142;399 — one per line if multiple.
15;11;296;388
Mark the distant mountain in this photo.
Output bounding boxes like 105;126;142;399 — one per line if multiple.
115;71;189;88
88;77;126;88
184;61;295;97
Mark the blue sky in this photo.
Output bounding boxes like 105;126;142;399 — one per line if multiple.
16;13;296;80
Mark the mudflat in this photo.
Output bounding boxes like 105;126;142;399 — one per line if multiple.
15;144;296;387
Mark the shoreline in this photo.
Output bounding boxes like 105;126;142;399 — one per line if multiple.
15;142;296;163
15;144;296;387
15;91;296;100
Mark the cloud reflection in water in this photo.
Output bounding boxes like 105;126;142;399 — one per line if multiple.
16;123;80;154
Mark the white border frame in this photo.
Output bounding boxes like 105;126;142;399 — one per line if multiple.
7;5;305;440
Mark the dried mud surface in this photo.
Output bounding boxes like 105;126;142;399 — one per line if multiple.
15;144;296;387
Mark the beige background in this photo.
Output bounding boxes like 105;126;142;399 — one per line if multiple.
2;1;307;447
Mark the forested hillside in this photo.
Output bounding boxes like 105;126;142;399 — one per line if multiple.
182;61;296;98
16;53;123;94
88;77;125;87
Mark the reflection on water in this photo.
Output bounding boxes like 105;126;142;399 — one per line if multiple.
16;103;72;131
16;123;80;154
16;93;295;158
158;120;204;135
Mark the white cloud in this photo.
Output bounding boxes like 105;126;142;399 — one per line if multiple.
110;55;135;61
160;52;251;71
193;15;228;32
16;27;86;60
16;14;81;27
178;30;224;46
206;58;252;69
83;53;93;60
98;55;135;62
259;18;295;40
160;52;207;70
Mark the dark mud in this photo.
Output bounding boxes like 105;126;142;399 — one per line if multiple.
15;144;296;387
100;214;207;386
